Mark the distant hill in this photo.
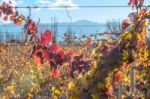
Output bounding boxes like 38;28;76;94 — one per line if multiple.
0;20;106;41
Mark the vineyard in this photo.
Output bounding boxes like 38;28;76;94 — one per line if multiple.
0;0;150;99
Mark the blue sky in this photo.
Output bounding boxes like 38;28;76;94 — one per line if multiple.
0;0;150;24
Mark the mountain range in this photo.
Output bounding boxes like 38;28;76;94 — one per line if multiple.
0;20;106;41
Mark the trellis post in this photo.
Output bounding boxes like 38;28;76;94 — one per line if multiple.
117;79;122;99
130;66;135;98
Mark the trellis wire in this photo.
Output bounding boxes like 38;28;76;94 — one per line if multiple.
11;5;150;8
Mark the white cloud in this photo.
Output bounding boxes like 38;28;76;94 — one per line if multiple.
36;0;52;5
35;0;79;10
50;0;79;10
16;0;24;4
35;0;52;11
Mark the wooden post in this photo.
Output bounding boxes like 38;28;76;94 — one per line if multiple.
130;66;135;98
117;80;122;99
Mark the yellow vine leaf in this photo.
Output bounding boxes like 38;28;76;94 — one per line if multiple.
6;85;15;95
52;86;55;92
70;95;79;99
68;81;75;90
123;74;128;82
148;19;150;25
134;33;142;40
54;89;60;95
2;96;9;99
91;61;97;69
17;17;23;26
92;93;99;99
53;95;58;99
122;50;129;61
119;31;131;43
80;78;88;88
26;93;32;99
97;82;103;89
77;73;83;79
143;49;149;61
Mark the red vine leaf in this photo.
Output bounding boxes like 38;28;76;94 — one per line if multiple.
24;20;38;34
10;14;15;21
0;12;2;17
122;19;130;30
128;0;138;8
113;70;123;85
58;50;65;60
51;68;60;78
87;38;92;46
3;15;8;21
49;43;60;53
40;30;52;46
136;40;144;48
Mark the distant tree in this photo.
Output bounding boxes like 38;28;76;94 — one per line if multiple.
51;17;58;43
64;27;76;46
106;20;122;40
0;31;4;42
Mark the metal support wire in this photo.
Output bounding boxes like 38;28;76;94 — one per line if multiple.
27;7;32;18
13;5;150;9
65;7;72;22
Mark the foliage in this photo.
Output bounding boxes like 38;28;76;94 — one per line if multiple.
0;0;150;98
